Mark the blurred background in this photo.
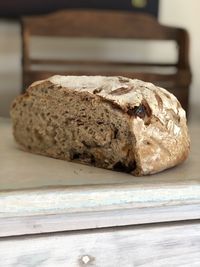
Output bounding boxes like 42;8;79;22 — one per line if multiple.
0;0;199;117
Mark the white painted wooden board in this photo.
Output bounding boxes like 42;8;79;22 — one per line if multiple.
0;221;200;267
1;205;200;238
0;117;200;236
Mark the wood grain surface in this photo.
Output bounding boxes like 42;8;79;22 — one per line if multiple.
0;221;200;267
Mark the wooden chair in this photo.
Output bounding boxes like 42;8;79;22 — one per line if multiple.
21;10;192;111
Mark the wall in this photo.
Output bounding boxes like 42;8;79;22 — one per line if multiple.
159;0;200;107
0;0;199;117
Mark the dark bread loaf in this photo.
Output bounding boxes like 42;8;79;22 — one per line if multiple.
10;75;190;176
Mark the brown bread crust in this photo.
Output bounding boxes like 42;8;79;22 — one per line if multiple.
10;75;190;176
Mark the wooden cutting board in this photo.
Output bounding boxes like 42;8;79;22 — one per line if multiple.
0;117;200;237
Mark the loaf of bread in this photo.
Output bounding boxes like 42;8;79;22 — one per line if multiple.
10;75;190;176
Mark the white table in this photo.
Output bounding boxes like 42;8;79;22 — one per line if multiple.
0;115;200;266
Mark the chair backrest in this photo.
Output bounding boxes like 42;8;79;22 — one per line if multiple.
21;9;192;111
